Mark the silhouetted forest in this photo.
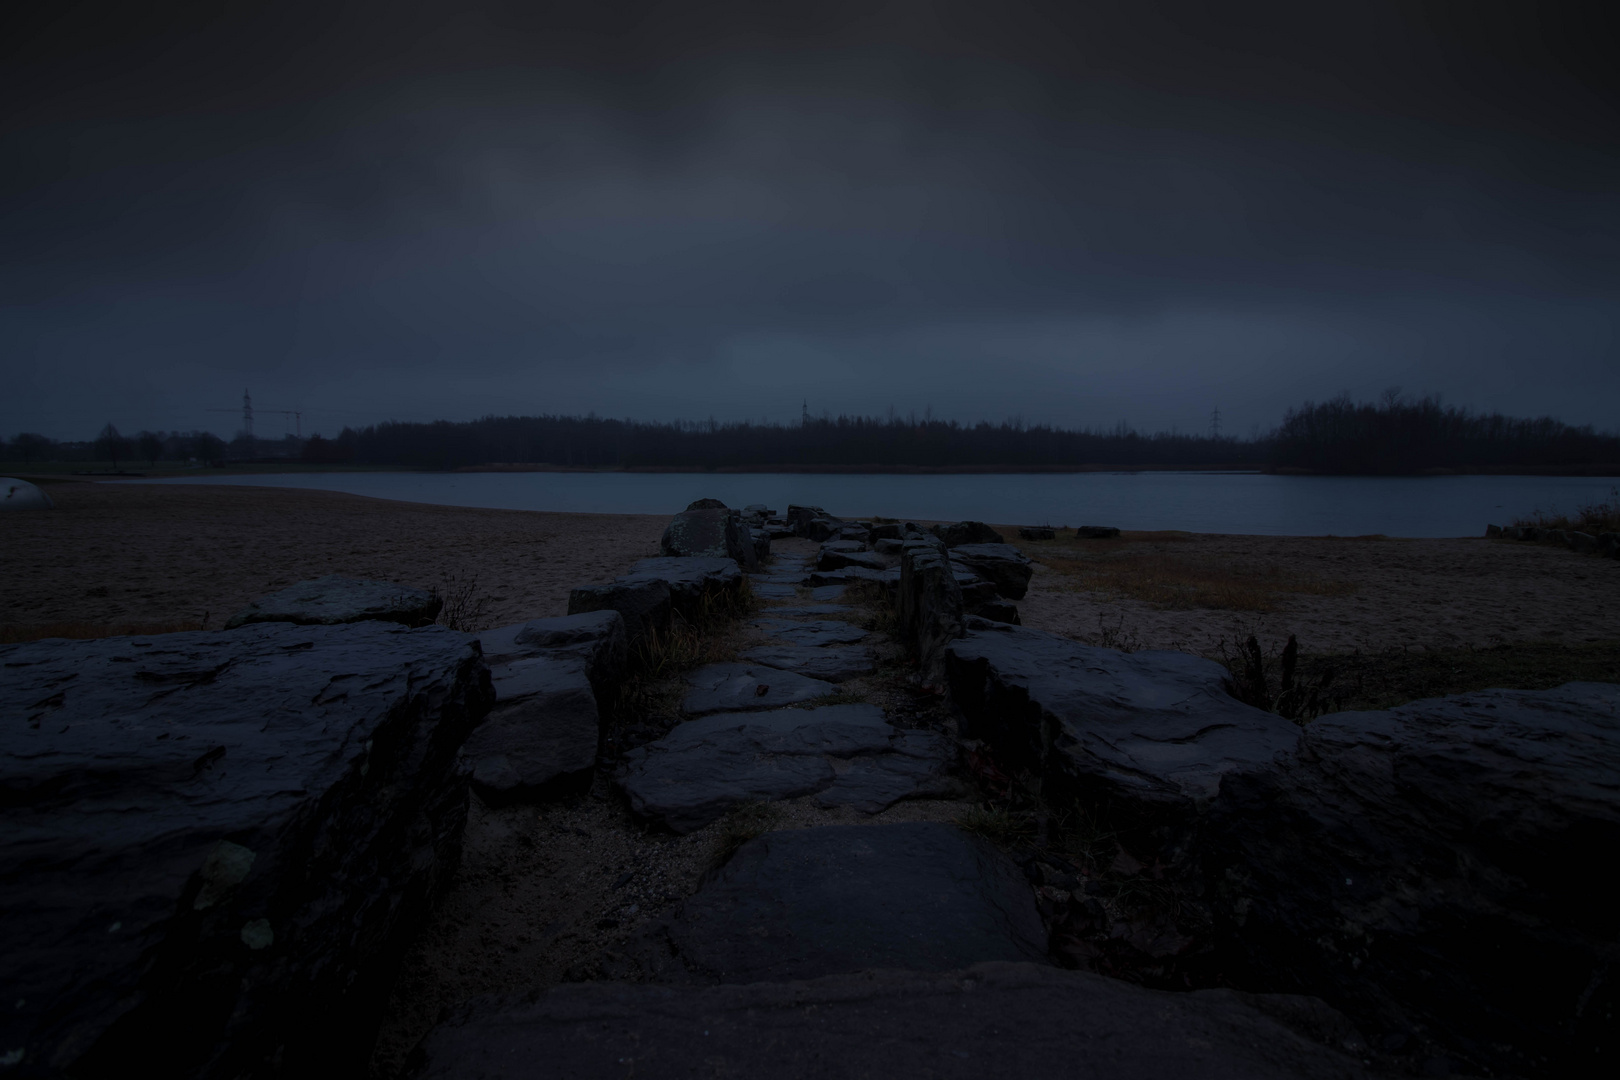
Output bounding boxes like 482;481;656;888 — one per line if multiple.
310;414;1256;470
1270;395;1620;474
7;396;1617;474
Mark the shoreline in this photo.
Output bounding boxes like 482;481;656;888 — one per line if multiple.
11;460;1620;479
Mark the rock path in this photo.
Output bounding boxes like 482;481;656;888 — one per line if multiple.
406;535;1390;1078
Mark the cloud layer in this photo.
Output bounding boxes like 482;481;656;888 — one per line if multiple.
4;1;1615;439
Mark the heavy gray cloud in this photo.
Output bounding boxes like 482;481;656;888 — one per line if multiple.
3;1;1615;439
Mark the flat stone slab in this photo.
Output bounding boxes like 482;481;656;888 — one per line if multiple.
224;574;441;629
412;962;1377;1080
0;622;490;1077
944;620;1300;846
478;610;627;694
816;731;959;812
749;581;798;599
680;662;835;715
808;566;892;586
631;823;1048;983
618;705;895;832
740;643;876;682
751;618;867;646
462;656;599;805
808;584;847;601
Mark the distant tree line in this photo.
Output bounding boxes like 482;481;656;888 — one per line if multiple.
7;396;1616;474
304;414;1260;470
1;427;289;468
1270;394;1620;474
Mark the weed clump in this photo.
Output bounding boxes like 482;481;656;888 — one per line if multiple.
431;572;491;632
1217;633;1337;722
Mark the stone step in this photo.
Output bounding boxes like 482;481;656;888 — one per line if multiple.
411;962;1376;1080
739;643;876;682
680;662;836;715
627;823;1048;983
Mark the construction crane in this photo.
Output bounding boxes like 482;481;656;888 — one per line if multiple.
208;390;302;437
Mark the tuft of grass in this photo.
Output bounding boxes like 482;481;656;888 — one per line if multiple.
0;620;204;644
1070;612;1144;653
1512;487;1620;535
709;801;784;868
953;805;1037;848
1047;804;1121;876
602;580;755;739
1038;548;1355;612
843;580;900;636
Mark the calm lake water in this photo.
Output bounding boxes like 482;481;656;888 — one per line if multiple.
112;471;1618;538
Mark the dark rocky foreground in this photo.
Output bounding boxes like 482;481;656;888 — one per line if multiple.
406;963;1381;1080
945;619;1620;1077
6;502;1616;1079
1;622;492;1078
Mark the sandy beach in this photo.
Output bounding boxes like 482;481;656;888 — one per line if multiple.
6;479;1617;655
2;480;667;637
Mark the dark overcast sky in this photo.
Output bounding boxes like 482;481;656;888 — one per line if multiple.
3;1;1615;441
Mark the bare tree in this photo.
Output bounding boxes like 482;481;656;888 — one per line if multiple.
137;431;164;467
9;432;51;462
95;423;130;469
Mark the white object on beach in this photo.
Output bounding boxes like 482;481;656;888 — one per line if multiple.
0;477;53;511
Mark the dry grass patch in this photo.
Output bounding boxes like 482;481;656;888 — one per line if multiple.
1037;548;1355;612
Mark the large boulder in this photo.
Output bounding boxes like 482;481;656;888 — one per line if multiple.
1;476;53;511
685;497;728;510
223;574;441;629
949;543;1034;600
943;620;1299;862
660;508;758;569
460;655;600;806
0;622;491;1078
932;520;1005;547
1201;683;1620;1078
409;962;1379;1080
941;617;1620;1076
898;537;964;687
567;578;671;651
629;823;1049;983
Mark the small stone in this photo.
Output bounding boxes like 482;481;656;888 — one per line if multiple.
240;920;274;950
